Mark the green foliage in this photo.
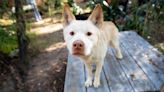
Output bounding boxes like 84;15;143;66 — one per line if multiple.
99;0;164;53
54;0;62;9
72;6;78;15
0;25;17;54
39;0;62;15
46;0;61;9
99;0;164;40
0;0;9;10
0;0;11;18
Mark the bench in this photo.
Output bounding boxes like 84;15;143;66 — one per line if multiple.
64;31;164;92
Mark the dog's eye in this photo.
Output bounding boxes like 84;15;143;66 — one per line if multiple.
70;31;75;36
86;32;92;36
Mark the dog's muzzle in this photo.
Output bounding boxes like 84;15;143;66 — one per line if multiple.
72;40;84;55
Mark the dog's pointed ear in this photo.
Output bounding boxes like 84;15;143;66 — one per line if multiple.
88;4;103;27
63;4;76;27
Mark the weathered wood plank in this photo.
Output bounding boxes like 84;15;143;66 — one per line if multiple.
85;68;111;92
103;49;134;92
119;31;164;90
115;43;156;91
64;55;86;92
123;31;164;70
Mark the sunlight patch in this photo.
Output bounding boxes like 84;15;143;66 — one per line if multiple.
0;19;15;26
45;42;66;52
31;23;63;35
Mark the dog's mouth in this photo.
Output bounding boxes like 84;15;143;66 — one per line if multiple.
72;47;85;56
72;50;85;56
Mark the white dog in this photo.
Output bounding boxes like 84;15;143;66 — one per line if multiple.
63;4;123;88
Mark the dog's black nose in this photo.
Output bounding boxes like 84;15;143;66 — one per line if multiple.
73;40;84;49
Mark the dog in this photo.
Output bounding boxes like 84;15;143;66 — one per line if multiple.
63;4;123;88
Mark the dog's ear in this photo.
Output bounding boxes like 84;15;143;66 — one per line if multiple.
88;4;103;28
63;4;76;27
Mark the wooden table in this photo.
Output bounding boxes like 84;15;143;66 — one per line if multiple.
64;31;164;92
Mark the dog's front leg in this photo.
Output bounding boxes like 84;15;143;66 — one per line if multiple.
93;61;103;88
84;62;93;87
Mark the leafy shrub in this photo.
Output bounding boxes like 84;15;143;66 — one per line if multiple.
0;25;17;54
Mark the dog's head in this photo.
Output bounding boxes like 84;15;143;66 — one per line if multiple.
63;4;103;56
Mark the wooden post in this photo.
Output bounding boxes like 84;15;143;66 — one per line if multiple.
14;0;28;74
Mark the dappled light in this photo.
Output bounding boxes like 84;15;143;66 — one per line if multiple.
30;23;63;35
27;16;65;54
0;19;15;26
45;42;66;52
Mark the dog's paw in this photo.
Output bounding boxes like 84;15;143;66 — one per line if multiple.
116;53;123;59
93;79;100;88
85;79;92;87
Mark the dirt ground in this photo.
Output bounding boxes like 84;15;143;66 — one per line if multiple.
0;52;23;92
25;17;68;92
25;47;67;92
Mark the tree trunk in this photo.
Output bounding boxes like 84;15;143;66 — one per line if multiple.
14;0;28;75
